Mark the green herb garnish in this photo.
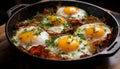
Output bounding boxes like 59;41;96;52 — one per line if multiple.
11;38;17;44
34;28;43;35
76;34;86;40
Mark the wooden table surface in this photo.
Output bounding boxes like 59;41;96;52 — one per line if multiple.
0;10;120;68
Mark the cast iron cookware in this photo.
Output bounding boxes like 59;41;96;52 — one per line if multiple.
5;0;120;62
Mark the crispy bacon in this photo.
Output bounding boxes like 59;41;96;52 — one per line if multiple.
67;16;106;25
43;8;50;14
16;23;28;28
28;46;47;58
81;16;105;24
67;19;79;24
43;8;56;14
47;53;61;60
33;14;43;22
16;20;38;28
91;34;112;53
80;54;90;58
92;41;102;47
107;34;112;39
28;23;38;27
28;46;61;60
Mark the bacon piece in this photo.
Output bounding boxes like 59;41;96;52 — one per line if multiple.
47;53;61;60
43;8;50;14
29;23;37;27
28;46;47;58
67;19;79;24
43;8;56;14
33;14;43;22
16;20;38;28
80;54;90;58
92;41;102;47
81;16;103;23
28;46;60;60
106;34;112;39
16;23;28;28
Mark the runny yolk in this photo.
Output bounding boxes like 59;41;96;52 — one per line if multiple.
64;6;78;15
85;26;105;38
18;31;34;45
49;15;65;26
57;35;80;52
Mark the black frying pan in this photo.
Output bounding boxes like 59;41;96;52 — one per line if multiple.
5;0;120;62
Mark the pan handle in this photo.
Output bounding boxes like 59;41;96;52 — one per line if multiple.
99;36;120;56
7;4;29;17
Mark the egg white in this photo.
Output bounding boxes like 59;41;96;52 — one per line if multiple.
56;6;88;20
47;25;64;33
74;23;111;42
12;26;50;50
39;15;72;34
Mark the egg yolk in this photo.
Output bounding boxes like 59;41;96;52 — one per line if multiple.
18;31;35;45
85;26;105;38
64;6;78;15
49;15;65;26
57;35;80;52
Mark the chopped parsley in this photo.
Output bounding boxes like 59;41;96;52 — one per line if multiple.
36;11;40;15
45;36;59;47
104;29;107;32
34;28;43;35
58;51;68;55
61;23;72;33
23;28;28;33
82;28;87;31
63;22;72;28
67;42;71;44
38;21;53;28
27;19;35;24
75;34;86;40
11;38;17;44
45;40;56;47
11;30;17;36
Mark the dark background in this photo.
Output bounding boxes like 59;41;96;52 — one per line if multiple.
0;0;119;25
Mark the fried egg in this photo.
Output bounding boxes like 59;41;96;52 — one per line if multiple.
74;23;111;42
56;6;88;20
12;26;50;50
45;35;92;60
39;15;72;34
